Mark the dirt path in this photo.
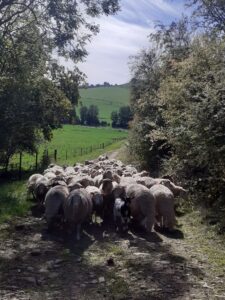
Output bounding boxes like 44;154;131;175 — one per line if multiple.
0;151;224;300
0;211;224;300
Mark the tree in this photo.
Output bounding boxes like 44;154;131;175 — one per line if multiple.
0;0;120;62
111;111;118;127
129;17;191;174
188;0;225;32
0;0;120;168
117;106;133;128
80;105;100;126
86;105;100;126
111;106;132;128
80;106;88;125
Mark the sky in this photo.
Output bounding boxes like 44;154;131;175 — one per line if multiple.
77;0;188;85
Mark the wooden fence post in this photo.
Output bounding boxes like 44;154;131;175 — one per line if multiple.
19;152;22;180
35;152;38;170
54;149;57;162
66;150;68;160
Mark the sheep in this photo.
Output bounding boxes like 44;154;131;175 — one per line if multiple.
113;197;131;232
63;188;93;240
162;181;188;199
102;169;113;181
126;184;156;233
44;185;69;230
150;184;176;230
86;186;104;221
77;176;95;188
48;177;67;188
100;179;113;196
44;172;56;180
27;174;43;195
33;177;50;204
120;176;137;186
68;182;83;192
98;154;108;161
94;174;103;187
65;166;76;175
135;177;156;188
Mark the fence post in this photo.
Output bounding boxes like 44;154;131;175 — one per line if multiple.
102;143;105;149
19;152;22;180
66;150;68;160
35;152;38;170
80;148;83;156
90;145;92;153
54;149;57;162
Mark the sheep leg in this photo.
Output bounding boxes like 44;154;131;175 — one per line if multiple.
146;215;155;233
76;224;81;240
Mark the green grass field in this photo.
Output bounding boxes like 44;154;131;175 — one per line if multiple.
0;180;29;223
11;125;127;170
79;86;130;123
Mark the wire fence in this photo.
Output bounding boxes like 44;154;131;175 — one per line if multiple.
1;137;126;179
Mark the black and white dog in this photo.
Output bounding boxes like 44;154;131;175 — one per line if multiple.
113;197;131;232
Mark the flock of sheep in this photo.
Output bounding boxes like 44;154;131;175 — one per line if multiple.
27;154;188;240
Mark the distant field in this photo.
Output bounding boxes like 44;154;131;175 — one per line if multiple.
11;125;127;170
79;86;130;123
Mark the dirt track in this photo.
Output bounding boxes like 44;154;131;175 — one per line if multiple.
0;211;224;300
0;150;224;299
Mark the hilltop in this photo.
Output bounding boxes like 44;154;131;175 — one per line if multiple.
79;85;130;123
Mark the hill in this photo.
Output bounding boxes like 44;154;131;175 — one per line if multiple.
79;85;130;123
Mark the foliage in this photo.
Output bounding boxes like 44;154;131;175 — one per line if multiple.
0;25;72;170
130;15;225;209
0;0;120;170
188;0;225;32
0;0;120;62
129;18;191;174
111;106;133;128
80;105;100;126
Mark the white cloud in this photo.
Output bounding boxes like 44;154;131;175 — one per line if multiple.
64;0;186;84
76;16;152;84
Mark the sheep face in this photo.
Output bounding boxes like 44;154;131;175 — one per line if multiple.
114;197;131;233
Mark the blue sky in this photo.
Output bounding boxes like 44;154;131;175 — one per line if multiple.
77;0;189;85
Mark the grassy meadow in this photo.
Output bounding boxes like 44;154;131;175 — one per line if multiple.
11;125;127;170
0;180;29;223
79;86;130;123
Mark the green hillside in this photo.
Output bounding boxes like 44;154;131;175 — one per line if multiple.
79;85;130;123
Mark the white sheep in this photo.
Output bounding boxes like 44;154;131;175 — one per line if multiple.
44;185;69;229
150;184;176;230
86;186;104;221
34;177;50;204
162;181;188;199
27;174;43;195
126;184;156;232
63;188;93;240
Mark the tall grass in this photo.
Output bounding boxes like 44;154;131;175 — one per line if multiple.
0;180;30;223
